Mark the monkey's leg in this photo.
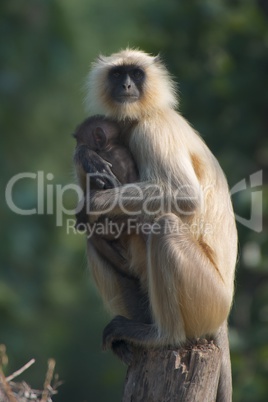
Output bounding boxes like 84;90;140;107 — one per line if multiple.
90;236;150;320
87;241;128;316
88;241;134;364
147;213;232;343
103;213;232;350
107;278;152;365
90;233;128;273
88;240;151;364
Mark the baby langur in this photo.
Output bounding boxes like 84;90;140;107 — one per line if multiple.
73;115;139;273
73;115;138;191
84;49;237;402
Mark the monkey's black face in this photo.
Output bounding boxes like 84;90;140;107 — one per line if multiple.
108;65;145;104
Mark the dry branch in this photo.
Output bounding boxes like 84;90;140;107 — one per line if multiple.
0;346;60;402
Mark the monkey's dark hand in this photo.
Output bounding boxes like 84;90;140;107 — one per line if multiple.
102;316;134;365
75;145;121;189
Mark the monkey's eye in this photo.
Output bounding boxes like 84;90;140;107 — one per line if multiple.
112;70;121;78
132;68;144;81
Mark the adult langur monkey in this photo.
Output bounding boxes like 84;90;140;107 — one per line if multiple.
84;49;237;402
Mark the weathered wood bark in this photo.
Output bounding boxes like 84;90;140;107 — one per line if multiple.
0;387;10;402
122;340;222;402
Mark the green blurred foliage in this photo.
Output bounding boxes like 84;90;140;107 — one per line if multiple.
0;0;267;401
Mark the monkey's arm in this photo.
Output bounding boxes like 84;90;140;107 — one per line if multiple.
88;180;200;221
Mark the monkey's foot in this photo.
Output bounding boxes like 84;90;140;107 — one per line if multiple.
102;316;134;365
111;340;133;366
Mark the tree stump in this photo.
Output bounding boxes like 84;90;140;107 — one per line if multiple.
122;340;222;402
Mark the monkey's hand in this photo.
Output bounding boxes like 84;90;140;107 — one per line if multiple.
75;145;121;189
88;186;143;223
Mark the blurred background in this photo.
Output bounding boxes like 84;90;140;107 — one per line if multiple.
1;0;268;401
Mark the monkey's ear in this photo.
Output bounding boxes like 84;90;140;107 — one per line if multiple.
93;127;107;149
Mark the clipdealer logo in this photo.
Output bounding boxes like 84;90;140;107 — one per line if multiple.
5;171;83;226
4;170;263;233
230;170;263;233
